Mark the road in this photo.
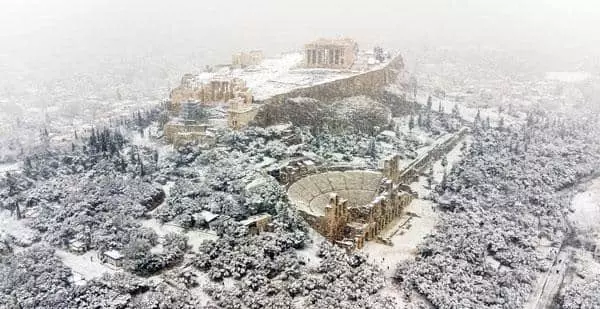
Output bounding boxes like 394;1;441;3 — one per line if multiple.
527;248;572;309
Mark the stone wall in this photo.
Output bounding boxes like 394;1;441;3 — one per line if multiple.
253;54;405;126
163;122;216;147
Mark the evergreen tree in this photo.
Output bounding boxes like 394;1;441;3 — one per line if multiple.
441;170;448;191
109;140;118;157
120;155;127;173
526;112;535;127
498;117;505;130
153;150;159;163
130;147;137;164
474;109;481;124
408;114;415;131
138;151;145;177
89;128;97;153
15;201;21;220
452;104;460;118
367;138;377;159
441;156;448;168
426;168;434;189
438;101;443;113
417;113;423;127
427;96;433;111
137;111;143;127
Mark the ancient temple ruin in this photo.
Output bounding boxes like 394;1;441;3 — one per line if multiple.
232;50;264;68
304;38;358;70
168;75;252;114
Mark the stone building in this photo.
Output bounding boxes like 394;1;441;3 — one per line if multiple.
169;76;252;114
304;38;358;70
164;122;216;147
232;50;264;68
103;250;124;267
240;213;273;236
228;97;259;130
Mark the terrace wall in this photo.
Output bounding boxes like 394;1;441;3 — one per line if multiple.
253;54;405;126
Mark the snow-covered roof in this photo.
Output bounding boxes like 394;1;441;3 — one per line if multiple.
69;240;86;249
103;250;124;260
380;130;396;138
303;160;315;166
199;210;219;223
240;213;272;226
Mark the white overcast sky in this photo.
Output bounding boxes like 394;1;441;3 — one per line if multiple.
1;0;599;68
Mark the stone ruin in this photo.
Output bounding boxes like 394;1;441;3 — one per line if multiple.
288;155;414;250
287;127;469;250
168;74;252;114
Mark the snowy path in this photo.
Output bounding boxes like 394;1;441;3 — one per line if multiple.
363;133;468;278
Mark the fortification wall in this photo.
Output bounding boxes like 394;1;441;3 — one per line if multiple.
253;55;405;126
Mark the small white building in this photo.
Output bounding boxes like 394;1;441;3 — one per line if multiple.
193;210;220;229
103;250;124;267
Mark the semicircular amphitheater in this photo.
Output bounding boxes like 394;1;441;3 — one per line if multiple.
287;161;415;251
288;170;384;218
286;128;469;250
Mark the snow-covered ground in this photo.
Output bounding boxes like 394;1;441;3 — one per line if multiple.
139;218;218;252
0;161;21;173
55;249;117;284
295;229;325;269
570;179;600;233
567;176;600;277
363;134;468;277
0;209;38;248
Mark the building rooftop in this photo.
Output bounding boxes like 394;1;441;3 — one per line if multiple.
240;213;272;226
104;250;124;260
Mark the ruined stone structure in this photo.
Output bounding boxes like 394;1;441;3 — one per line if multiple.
240;213;273;236
287;128;469;250
232;50;264;68
163;122;216;147
228;97;260;130
305;38;358;70
288;156;414;250
169;75;252;114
